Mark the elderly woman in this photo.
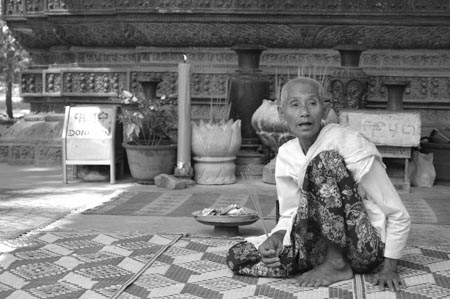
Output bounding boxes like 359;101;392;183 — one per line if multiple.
226;77;410;291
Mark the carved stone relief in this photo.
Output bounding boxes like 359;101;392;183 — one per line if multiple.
37;146;62;164
45;73;62;94
20;67;450;108
0;146;9;161
26;48;450;72
10;146;34;162
21;73;43;95
5;21;450;49
5;0;450;13
367;76;450;104
60;71;126;95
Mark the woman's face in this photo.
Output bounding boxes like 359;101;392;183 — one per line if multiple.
279;81;328;147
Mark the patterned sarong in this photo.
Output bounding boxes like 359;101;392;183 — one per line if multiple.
226;150;385;277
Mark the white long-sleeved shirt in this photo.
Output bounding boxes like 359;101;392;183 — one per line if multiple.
250;124;411;260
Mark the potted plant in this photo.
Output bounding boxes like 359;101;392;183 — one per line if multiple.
119;81;178;183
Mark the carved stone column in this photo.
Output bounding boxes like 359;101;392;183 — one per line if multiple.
384;80;410;111
330;45;369;111
139;78;162;101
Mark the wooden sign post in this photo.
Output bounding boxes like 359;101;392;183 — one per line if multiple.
62;105;120;184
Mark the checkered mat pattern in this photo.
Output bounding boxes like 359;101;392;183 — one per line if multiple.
82;190;278;219
82;189;450;225
1;232;450;298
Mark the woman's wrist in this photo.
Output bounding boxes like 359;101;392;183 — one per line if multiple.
382;258;398;272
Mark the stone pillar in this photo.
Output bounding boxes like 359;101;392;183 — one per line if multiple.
330;45;369;111
384;80;410;111
139;78;162;101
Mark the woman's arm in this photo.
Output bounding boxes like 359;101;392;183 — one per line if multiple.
273;148;303;246
359;159;411;291
360;159;411;260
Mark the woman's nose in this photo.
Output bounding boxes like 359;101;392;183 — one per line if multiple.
298;105;310;117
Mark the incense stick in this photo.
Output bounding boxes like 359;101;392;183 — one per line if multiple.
241;172;269;237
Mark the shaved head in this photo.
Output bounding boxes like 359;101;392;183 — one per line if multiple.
280;77;329;108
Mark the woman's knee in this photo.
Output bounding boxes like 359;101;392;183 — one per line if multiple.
309;150;351;182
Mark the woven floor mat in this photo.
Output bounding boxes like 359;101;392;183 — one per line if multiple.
81;189;450;225
1;232;450;298
82;190;278;219
0;188;117;240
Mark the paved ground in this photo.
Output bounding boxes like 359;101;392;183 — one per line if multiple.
1;163;450;248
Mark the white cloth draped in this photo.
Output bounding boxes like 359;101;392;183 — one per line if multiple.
246;123;410;260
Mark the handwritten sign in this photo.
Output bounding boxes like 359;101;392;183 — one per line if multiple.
67;108;113;139
62;105;119;183
339;110;421;147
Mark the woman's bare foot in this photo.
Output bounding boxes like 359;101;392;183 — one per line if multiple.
296;256;353;287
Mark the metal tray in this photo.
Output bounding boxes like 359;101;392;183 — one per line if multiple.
192;210;259;227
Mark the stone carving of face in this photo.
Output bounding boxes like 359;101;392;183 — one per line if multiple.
346;79;363;108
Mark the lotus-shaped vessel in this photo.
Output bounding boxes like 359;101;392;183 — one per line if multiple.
191;119;241;157
191;119;242;185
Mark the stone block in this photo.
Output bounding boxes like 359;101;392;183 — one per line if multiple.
154;174;195;189
339;110;421;147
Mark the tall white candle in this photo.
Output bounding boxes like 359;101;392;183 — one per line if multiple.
176;58;192;174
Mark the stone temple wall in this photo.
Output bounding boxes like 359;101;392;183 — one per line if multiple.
2;0;450;165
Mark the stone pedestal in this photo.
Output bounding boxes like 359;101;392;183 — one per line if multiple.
193;156;237;185
330;45;369;111
385;80;410;111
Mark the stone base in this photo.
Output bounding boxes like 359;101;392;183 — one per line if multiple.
0;115;64;166
235;149;265;176
174;163;194;179
193;156;237;185
262;158;276;184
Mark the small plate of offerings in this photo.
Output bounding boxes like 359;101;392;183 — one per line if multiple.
192;204;259;227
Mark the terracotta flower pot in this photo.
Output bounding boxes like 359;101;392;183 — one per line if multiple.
122;142;176;183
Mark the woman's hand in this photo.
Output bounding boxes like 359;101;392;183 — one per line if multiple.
258;230;286;268
370;258;403;292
